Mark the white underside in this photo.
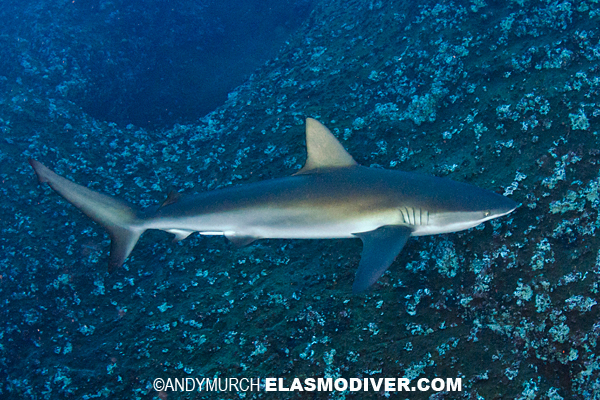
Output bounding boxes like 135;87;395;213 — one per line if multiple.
154;208;400;240
152;206;515;241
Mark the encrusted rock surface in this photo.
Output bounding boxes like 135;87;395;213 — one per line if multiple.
0;0;599;398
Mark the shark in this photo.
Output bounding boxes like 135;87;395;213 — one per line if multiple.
30;118;517;293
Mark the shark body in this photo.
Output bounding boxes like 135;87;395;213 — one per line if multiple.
30;118;517;292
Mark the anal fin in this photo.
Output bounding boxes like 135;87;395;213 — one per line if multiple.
166;229;194;242
352;225;413;293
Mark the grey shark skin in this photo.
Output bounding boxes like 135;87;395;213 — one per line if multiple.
29;118;517;293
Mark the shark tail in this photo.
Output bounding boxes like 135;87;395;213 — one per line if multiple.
29;158;145;270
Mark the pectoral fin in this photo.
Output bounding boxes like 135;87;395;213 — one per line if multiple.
352;225;413;293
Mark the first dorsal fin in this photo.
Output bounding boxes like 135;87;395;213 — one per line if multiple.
295;118;358;175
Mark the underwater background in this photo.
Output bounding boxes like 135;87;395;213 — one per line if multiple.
1;0;600;398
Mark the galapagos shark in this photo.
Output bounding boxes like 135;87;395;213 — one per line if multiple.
30;118;517;293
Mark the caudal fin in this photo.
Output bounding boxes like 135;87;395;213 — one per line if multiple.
29;158;145;269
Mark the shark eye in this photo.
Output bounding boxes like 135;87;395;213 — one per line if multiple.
483;211;491;217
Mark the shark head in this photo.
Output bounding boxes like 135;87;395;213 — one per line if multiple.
414;178;518;235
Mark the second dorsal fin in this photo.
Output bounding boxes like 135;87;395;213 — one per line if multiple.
295;118;357;175
160;188;182;208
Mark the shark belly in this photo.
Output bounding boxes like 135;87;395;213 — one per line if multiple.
149;204;402;240
146;170;407;241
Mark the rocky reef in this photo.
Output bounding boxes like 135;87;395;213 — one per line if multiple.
0;0;599;398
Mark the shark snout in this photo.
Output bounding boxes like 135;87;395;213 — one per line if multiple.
494;196;519;216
